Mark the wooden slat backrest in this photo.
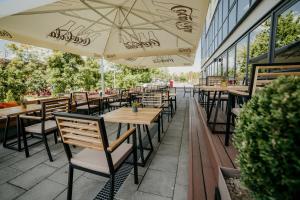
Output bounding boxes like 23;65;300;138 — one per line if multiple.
206;76;225;86
55;115;103;151
251;64;300;96
42;98;70;120
72;92;88;105
142;92;163;108
199;78;206;86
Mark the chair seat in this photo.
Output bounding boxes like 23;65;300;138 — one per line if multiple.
25;120;57;134
109;102;128;107
71;143;132;174
77;104;98;110
232;108;241;116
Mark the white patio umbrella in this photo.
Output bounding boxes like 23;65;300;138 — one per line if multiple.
0;0;209;91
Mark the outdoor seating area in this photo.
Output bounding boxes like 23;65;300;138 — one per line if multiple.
1;0;300;200
0;88;189;200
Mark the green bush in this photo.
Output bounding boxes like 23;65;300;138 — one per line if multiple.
233;76;300;200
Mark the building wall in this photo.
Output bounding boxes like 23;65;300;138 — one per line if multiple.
199;0;300;82
203;0;281;69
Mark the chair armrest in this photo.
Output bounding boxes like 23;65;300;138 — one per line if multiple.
19;115;42;121
107;128;136;152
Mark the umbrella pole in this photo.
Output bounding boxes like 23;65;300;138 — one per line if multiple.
100;57;105;95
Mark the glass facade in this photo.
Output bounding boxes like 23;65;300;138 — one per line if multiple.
200;0;256;65
274;1;300;63
202;0;300;85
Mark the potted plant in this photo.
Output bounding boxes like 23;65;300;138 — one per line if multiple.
132;101;140;112
18;95;27;108
223;76;300;200
217;76;300;200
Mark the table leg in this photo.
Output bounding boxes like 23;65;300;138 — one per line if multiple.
212;91;222;132
3;116;11;148
137;124;145;165
16;115;22;151
208;91;217;123
225;93;234;146
116;123;122;139
206;91;210;123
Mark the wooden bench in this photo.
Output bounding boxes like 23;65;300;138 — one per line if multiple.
188;97;237;200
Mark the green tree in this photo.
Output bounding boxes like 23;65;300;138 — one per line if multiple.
77;57;100;91
47;51;83;94
1;44;49;101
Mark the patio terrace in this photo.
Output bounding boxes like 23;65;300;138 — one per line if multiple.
0;89;191;200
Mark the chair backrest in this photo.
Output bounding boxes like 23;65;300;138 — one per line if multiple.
42;98;70;120
169;87;176;94
142;92;163;108
206;76;225;86
250;64;300;96
199;78;206;86
120;89;129;101
55;112;108;151
135;86;142;92
72;92;88;105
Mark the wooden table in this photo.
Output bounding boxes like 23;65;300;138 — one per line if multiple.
0;104;42;151
225;89;250;146
199;85;248;132
103;107;162;166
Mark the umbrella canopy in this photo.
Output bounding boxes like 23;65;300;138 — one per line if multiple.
0;0;208;67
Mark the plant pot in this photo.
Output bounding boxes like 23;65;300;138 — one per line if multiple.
132;106;138;112
218;167;240;200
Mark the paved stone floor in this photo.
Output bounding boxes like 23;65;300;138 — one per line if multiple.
0;90;190;200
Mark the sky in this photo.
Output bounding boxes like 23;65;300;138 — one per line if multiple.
0;39;202;74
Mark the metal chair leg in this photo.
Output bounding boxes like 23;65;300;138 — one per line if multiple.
110;175;115;200
67;165;74;200
43;134;53;162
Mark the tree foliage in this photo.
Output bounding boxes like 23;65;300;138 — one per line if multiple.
234;76;300;199
47;51;83;94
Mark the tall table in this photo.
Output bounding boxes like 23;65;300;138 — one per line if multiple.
199;85;248;132
103;107;162;167
225;89;250;146
0;104;41;151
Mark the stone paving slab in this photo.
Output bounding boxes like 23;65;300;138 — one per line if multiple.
0;89;190;200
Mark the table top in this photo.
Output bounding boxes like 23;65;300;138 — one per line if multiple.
227;89;249;96
0;104;41;117
103;107;162;125
199;85;248;92
88;94;118;100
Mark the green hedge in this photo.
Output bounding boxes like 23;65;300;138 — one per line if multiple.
233;76;300;199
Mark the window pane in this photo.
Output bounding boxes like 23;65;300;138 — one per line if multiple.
223;0;228;21
249;18;271;62
228;4;237;32
218;31;222;46
237;0;249;21
236;36;248;85
274;1;300;63
215;7;219;34
229;0;235;8
222;52;228;76
228;46;236;81
219;2;223;29
223;18;228;39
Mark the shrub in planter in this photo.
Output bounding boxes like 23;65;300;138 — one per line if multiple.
233;76;300;200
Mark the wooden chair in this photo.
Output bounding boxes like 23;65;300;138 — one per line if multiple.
109;89;130;110
225;63;300;145
169;87;177;111
54;112;138;200
183;86;192;97
161;89;174;122
141;92;164;142
72;92;99;115
20;98;70;161
206;76;225;86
